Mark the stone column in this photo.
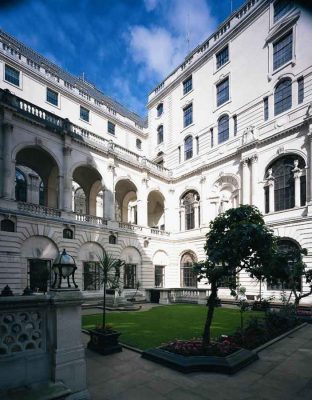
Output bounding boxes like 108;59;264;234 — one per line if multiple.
194;202;199;228
1;123;14;199
137;177;148;227
63;146;72;212
294;172;302;208
104;163;115;220
48;290;89;399
250;154;258;207
241;158;250;205
268;180;274;213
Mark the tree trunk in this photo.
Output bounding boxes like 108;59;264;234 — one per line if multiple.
202;281;218;348
102;281;106;329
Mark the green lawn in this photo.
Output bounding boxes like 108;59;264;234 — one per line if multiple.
82;305;263;350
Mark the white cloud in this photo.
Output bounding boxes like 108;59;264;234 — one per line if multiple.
127;0;217;81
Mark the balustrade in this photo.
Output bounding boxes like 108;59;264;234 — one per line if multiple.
17;202;61;217
75;213;107;225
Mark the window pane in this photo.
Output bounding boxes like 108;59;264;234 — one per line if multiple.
273;31;292;70
80;106;90;122
184;136;193;160
274;79;292;115
233;115;237;136
157;103;163;116
108;121;115;134
157;125;163;144
155;265;164;288
218;115;229;144
274;0;293;23
216;46;229;69
5;65;20;86
216;78;229;107
124;264;136;289
264;97;269;121
183;76;192;95
46;88;58;106
83;262;101;291
298;77;304;104
183;104;193;127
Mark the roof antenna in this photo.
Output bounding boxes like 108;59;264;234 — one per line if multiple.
186;10;191;53
82;72;85;81
230;0;233;13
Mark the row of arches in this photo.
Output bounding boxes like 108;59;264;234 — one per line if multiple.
13;146;308;230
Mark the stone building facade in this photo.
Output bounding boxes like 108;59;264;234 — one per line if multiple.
1;0;312;304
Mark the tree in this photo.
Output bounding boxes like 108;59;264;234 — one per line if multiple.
97;250;125;330
270;245;310;307
193;205;277;348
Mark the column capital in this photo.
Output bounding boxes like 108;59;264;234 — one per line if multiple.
63;146;72;156
241;158;249;167
250;154;258;164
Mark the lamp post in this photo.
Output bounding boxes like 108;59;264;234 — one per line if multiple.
52;249;78;290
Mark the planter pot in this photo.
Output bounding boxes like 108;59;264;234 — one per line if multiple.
142;348;258;374
87;329;122;355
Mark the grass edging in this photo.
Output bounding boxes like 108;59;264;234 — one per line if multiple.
253;322;307;354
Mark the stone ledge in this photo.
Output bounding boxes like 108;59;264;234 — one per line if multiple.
141;348;258;374
0;381;71;400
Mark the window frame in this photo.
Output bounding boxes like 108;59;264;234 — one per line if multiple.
216;77;229;107
4;64;20;87
156;103;163;117
218;114;230;144
273;30;293;71
263;96;269;121
183;103;193;128
136;138;142;150
273;0;294;24
46;87;59;107
83;261;101;291
183;76;193;96
184;135;193;161
216;45;229;70
274;78;292;116
107;120;115;135
297;76;304;104
157;125;164;144
80;106;90;123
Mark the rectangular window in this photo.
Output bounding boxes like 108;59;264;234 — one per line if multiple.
298;77;304;104
264;97;269;121
83;262;101;291
5;64;20;86
46;88;58;106
183;76;192;95
80;106;90;122
183;104;193;127
210;128;214;148
216;77;229;107
274;0;293;23
108;121;115;135
178;146;181;163
264;186;270;214
124;264;136;289
216;46;229;69
28;259;51;293
136;138;142;149
196;136;199;154
273;31;293;71
155;265;165;288
233;115;237;136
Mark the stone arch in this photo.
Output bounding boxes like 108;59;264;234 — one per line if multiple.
262;150;307;180
180;250;198;288
210;173;240;214
147;190;165;229
115;179;138;224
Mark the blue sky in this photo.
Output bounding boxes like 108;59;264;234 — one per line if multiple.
0;0;245;116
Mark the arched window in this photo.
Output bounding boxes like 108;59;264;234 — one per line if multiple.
265;155;306;212
109;234;117;244
268;239;301;290
74;187;87;214
39;181;45;206
63;228;73;239
157;103;163;117
182;191;200;230
1;219;15;232
184;136;193;160
157;125;163;144
274;78;292;116
15;169;27;202
180;252;197;287
218;115;229;144
136;138;142;149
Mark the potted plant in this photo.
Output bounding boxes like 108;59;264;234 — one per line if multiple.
87;249;125;355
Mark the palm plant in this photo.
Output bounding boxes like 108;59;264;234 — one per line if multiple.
97;250;125;330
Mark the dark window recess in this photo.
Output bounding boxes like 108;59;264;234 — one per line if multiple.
182;191;199;230
136;138;142;149
183;104;193;127
109;234;117;244
196;136;199;154
298;77;304;104
300;175;306;207
264;97;269;121
216;77;229;107
183;76;192;95
178;146;181;163
46;88;58;106
180;253;197;287
274;0;293;23
107;121;115;135
264;186;270;214
216;46;229;69
63;228;73;239
184;136;193;160
1;219;15;232
124;264;136;289
5;64;20;86
210;128;214;147
157;125;164;144
28;259;51;293
233;115;237;136
218;115;229;144
157;103;163;116
274;78;292;115
15;169;27;202
273;31;293;71
83;262;101;291
80;106;90;122
155;265;164;288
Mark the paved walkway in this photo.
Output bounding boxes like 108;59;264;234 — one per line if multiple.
83;324;312;400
